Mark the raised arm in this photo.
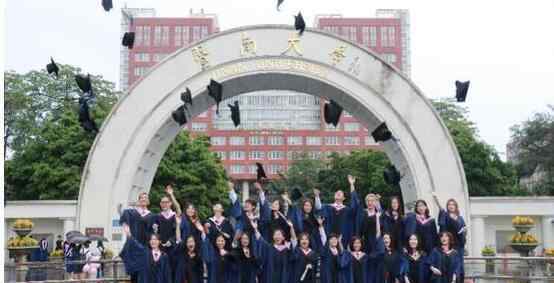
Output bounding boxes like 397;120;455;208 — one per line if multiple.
175;213;182;243
314;188;322;210
288;220;297;248
317;216;327;245
166;185;182;216
431;192;443;210
347;175;360;212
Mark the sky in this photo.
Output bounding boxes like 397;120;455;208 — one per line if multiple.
4;0;554;157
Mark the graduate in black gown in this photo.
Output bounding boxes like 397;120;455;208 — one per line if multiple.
429;232;461;283
349;236;369;283
205;202;235;250
229;181;262;239
232;232;261;283
320;233;352;283
173;216;204;283
315;174;360;247
382;196;405;251
356;193;382;254
120;192;154;283
405;200;438;255
179;203;203;247
120;226;172;283
152;192;177;254
434;195;467;283
202;223;238;283
253;218;297;283
379;233;407;283
290;218;325;283
260;194;291;242
403;234;430;283
287;197;325;253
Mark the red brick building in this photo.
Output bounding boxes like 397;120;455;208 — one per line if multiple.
120;8;410;189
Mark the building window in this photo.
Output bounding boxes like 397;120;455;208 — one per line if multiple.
362;27;369;46
325;136;340;145
382;53;397;65
287;136;303;145
162;26;170;46
325;123;341;131
210;136;226;146
201;26;209;38
341;26;349;38
143;26;151;46
153;53;168;62
267;136;284;145
369;26;377;47
154;26;162;47
306;136;322;145
230;165;243;174
229;151;245;160
344;122;360;131
214;151;226;160
268;151;284;160
249;151;265;160
381;26;395;47
182;26;190;45
269;164;284;174
191;122;207;131
365;136;376;145
349;26;357;41
174;26;182;46
134;53;150;62
135;26;144;47
134;67;148;77
249;136;264;145
388;26;396;47
344;136;360;145
229;137;245;145
308;151;322;159
343;111;353;118
192;26;201;42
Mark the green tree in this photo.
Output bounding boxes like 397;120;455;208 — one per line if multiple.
432;99;523;196
149;133;229;219
510;105;554;195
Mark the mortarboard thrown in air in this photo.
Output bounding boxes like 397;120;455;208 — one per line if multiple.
256;162;267;181
455;80;470;102
383;165;402;186
371;122;393;142
172;105;187;126
323;99;343;127
277;0;284;11
290;186;304;201
75;74;93;95
122;32;135;49
207;79;223;114
295;12;306;36
46;57;59;78
102;0;113;12
78;98;99;133
228;101;240;127
181;88;193;107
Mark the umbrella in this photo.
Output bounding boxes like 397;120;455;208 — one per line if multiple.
65;230;81;239
68;235;89;244
88;235;109;242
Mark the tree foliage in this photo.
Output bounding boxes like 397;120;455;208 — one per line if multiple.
510;105;554;195
149;133;229;219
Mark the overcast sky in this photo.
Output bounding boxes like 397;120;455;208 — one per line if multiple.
5;0;554;157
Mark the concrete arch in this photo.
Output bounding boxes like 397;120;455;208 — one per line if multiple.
77;25;470;251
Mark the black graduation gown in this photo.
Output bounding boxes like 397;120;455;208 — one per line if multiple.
120;208;154;247
356;210;381;254
290;247;319;283
288;206;324;253
382;211;405;250
255;237;292;283
438;209;466;282
318;192;360;247
119;238;172;283
229;198;257;237
403;252;429;283
429;248;461;283
260;200;290;242
381;250;406;283
207;217;235;251
350;252;369;283
152;213;176;252
405;213;438;255
171;242;203;283
319;246;352;283
179;216;203;248
202;237;238;283
230;247;260;283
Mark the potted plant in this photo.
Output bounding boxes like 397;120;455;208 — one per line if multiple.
481;246;496;273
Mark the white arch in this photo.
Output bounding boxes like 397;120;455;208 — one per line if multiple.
77;25;470;252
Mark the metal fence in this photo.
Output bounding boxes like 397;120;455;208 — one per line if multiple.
4;256;554;283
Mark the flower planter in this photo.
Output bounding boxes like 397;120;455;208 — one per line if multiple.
513;225;534;234
510;243;538;257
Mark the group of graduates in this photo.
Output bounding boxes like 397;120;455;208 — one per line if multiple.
119;175;467;283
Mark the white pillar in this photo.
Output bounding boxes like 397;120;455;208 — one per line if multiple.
242;181;250;203
471;215;486;256
542;216;554;249
62;218;76;235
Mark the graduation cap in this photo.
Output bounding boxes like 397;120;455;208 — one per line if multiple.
277;0;284;11
102;0;113;12
228;101;240;127
256;162;267;181
180;88;193;106
371;122;393;142
383;165;402;186
78;98;99;133
75;74;93;95
323;100;343;127
455;80;470;102
295;12;306;36
171;105;187;126
207;79;223;114
122;32;135;49
46;57;59;78
290;186;304;201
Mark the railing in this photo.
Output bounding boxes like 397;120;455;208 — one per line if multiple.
4;256;554;283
